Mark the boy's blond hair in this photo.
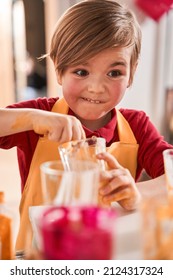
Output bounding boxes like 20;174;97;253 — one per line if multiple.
49;0;142;84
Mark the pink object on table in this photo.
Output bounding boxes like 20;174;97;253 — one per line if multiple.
135;0;173;21
39;206;116;260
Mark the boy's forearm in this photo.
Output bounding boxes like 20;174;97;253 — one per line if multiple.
0;108;86;142
136;174;167;198
0;108;35;136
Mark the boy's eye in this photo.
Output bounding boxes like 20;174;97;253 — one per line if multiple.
74;69;89;77
108;70;121;77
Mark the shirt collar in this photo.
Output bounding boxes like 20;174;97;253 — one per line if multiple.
68;108;117;144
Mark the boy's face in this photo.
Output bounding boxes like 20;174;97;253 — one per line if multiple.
57;47;133;128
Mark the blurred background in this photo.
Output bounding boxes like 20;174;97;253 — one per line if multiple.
0;0;173;243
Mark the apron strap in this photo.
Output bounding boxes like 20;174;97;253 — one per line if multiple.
52;98;69;114
116;110;137;144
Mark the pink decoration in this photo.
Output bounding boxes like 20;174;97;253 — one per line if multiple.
39;206;116;260
135;0;173;21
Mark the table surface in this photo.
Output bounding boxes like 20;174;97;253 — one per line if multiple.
114;207;143;259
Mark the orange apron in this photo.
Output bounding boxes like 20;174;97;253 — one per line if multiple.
15;98;139;251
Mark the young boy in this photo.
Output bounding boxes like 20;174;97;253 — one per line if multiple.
0;0;172;250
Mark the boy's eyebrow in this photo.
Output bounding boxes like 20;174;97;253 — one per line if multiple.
110;61;127;67
78;61;128;67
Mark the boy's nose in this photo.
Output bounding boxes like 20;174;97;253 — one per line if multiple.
88;76;105;93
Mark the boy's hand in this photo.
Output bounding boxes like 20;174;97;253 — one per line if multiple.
97;152;141;210
32;110;86;143
1;108;85;142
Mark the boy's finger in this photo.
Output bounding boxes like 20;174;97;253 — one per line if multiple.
96;152;122;169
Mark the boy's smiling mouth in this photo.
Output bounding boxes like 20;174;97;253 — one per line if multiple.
82;97;102;104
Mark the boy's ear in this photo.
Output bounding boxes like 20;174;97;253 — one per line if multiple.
128;61;138;87
56;72;62;85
